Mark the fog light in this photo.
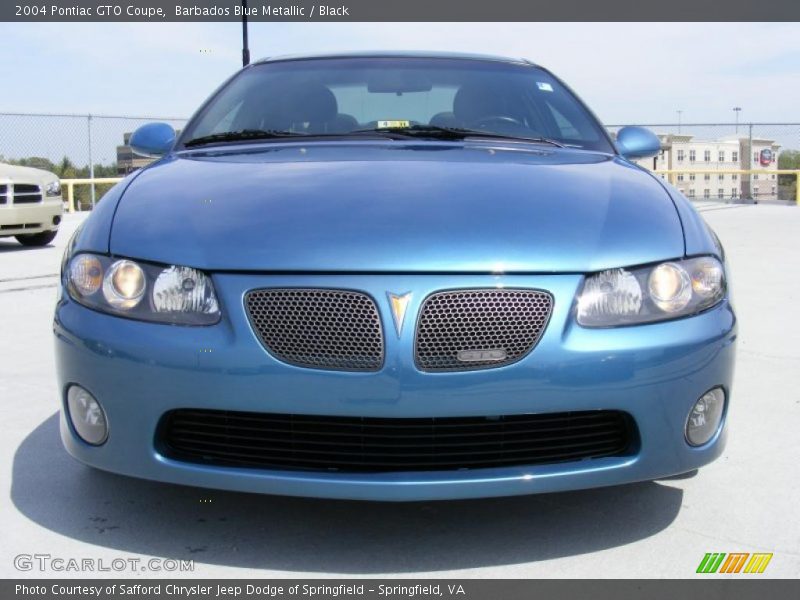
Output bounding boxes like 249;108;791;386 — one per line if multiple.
67;386;108;445
685;388;725;446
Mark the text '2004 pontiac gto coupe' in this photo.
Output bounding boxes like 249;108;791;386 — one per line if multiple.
55;53;735;501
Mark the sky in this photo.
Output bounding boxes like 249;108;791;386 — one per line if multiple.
1;21;799;124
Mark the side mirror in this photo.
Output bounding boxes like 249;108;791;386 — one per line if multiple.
129;122;176;158
616;126;661;160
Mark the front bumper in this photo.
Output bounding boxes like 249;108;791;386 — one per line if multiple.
0;197;62;235
54;273;736;501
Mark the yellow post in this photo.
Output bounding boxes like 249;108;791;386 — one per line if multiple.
67;182;75;213
796;173;800;206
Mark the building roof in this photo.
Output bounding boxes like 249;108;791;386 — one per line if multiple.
254;50;535;66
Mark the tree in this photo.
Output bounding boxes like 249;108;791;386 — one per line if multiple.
778;150;800;201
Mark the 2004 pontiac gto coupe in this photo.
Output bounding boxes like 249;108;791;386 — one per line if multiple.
54;52;735;501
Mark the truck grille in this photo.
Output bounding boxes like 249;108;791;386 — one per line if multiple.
415;289;553;371
245;288;384;371
12;184;42;204
160;409;635;473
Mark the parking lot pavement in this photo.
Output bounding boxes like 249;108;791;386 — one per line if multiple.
1;206;798;579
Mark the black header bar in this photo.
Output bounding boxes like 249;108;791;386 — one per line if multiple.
4;0;800;22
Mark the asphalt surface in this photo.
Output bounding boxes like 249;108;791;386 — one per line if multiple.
1;205;798;578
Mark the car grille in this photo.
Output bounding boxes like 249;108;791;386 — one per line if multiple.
415;289;553;371
245;288;384;371
160;409;636;473
12;184;42;204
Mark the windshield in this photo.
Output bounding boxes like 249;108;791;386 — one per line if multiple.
180;57;614;152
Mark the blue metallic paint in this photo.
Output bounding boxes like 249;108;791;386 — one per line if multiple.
615;126;662;160
55;53;735;501
55;271;735;501
109;142;684;273
128;122;177;158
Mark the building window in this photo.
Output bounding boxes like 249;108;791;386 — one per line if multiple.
677;174;684;182
688;189;696;198
732;189;738;199
704;174;711;181
772;186;776;195
677;149;685;162
689;174;696;181
689;150;696;162
732;174;738;181
772;174;776;180
754;151;759;162
703;189;710;199
754;174;759;180
732;151;739;162
704;150;711;162
717;189;724;199
718;150;725;162
718;174;724;181
753;186;759;197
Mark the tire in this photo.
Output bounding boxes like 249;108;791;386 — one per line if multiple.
15;230;58;247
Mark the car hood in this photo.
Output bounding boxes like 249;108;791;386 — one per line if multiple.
0;162;57;185
110;142;683;273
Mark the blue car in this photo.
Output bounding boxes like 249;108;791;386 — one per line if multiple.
54;52;736;501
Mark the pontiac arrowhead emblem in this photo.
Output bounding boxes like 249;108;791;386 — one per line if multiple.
387;292;412;337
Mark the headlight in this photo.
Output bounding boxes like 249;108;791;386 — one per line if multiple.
45;180;61;196
66;253;220;325
577;256;725;327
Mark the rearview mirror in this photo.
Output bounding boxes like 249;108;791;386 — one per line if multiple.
367;72;433;93
129;122;176;158
616;126;661;160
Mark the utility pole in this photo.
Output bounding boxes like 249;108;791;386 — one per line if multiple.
677;110;683;133
733;107;742;133
87;114;95;209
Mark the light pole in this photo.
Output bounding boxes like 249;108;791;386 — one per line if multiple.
733;107;742;133
677;110;683;133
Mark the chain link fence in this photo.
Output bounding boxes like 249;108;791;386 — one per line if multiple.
1;113;798;209
0;113;188;210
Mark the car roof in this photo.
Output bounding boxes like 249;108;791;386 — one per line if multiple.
253;51;536;67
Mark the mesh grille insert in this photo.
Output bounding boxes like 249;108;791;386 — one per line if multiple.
245;288;384;371
160;409;636;473
415;289;553;371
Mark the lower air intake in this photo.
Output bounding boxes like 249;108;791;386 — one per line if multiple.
160;409;636;473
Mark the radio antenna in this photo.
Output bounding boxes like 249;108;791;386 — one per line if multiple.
241;0;250;67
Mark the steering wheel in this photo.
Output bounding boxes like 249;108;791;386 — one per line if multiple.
470;115;524;130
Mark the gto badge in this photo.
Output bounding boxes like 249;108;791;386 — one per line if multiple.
457;349;508;362
387;292;412;337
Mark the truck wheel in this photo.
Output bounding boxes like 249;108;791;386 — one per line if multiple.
16;230;58;247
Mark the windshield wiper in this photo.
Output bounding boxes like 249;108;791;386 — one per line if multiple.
183;129;306;147
351;125;565;147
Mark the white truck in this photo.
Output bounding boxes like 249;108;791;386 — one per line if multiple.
0;162;63;246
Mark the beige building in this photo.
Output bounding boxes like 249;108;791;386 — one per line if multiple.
635;134;781;200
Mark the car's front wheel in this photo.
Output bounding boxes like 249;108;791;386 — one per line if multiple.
16;230;57;247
